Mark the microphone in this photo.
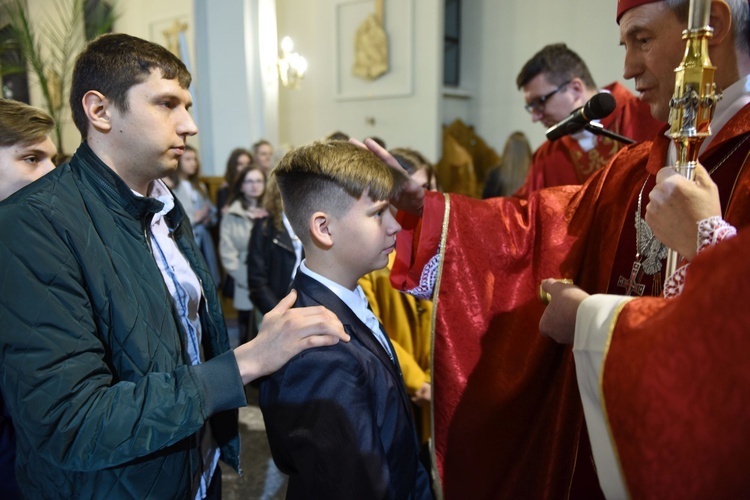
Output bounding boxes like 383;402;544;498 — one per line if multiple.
545;93;616;142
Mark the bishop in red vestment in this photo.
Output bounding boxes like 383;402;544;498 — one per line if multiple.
388;0;750;493
391;100;750;500
601;227;750;498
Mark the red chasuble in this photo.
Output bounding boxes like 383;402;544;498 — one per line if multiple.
515;82;664;198
602;229;750;498
391;104;750;499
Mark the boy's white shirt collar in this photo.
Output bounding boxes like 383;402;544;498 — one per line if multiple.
298;260;395;361
282;212;303;279
299;260;365;314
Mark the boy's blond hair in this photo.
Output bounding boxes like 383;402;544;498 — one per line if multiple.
273;140;405;246
0;99;54;148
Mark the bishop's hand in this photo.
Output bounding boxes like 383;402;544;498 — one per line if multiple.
646;164;720;261
539;279;589;345
349;137;426;216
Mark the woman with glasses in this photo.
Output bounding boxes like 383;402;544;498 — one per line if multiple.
219;164;268;345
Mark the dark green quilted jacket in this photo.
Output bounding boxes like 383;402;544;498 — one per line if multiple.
0;142;247;498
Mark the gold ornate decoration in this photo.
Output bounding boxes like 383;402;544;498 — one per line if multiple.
352;0;389;81
664;0;722;278
161;20;188;58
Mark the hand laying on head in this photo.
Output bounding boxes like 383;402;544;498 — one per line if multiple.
538;279;590;345
233;289;349;384
349;137;426;216
646;164;720;261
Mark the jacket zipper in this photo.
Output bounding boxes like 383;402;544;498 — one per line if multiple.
171;223;244;478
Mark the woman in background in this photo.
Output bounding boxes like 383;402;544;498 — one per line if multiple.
482;131;532;198
246;174;301;499
219;164;268;344
252;139;274;176
247;176;302;316
217;147;253;213
171;145;221;284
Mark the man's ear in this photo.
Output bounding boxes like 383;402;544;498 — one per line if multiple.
707;0;731;47
310;211;333;249
82;91;112;133
567;78;586;103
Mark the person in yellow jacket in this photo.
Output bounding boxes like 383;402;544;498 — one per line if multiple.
359;147;438;446
359;252;432;443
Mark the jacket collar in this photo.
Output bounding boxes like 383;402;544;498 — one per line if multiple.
291;272;401;374
264;217;296;253
72;142;185;227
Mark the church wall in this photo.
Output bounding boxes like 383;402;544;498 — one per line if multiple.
19;1;641;173
276;0;444;161
275;0;633;162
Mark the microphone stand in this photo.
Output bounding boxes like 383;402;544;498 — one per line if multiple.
583;122;635;145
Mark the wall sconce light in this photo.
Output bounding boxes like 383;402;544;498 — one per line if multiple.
277;36;308;89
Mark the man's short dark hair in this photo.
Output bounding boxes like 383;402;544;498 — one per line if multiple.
516;43;596;90
69;33;192;137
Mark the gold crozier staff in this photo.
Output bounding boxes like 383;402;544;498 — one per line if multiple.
665;0;723;278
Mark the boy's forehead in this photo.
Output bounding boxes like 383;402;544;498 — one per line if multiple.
360;190;389;205
8;135;56;156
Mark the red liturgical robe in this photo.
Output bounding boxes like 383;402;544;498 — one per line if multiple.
391;104;750;498
602;229;750;498
515;82;664;197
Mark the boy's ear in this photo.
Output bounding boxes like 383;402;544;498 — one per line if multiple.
310;211;333;249
82;91;112;133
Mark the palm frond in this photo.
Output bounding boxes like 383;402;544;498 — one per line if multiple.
0;0;119;156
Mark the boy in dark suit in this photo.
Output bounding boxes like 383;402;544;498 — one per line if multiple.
259;140;432;499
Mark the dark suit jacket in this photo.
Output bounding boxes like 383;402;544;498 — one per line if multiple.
259;272;432;500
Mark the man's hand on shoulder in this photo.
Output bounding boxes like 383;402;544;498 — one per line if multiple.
234;290;349;384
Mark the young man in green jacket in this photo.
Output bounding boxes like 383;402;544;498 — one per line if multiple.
0;98;57;500
0;34;348;499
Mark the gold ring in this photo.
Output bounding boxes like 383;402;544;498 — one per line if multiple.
538;279;574;305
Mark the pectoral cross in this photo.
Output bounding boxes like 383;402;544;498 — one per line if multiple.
618;261;646;296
